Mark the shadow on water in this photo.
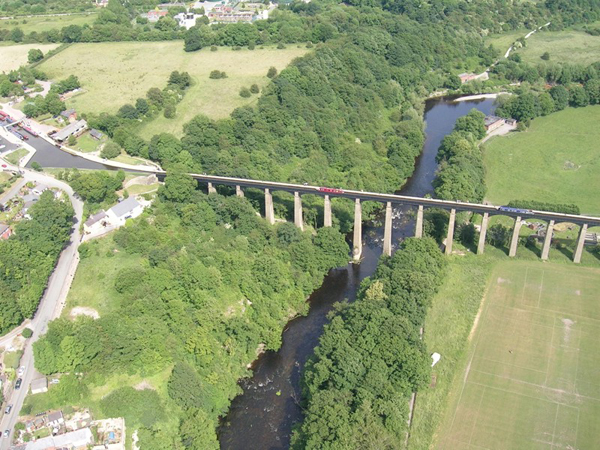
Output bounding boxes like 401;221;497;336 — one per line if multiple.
219;97;498;450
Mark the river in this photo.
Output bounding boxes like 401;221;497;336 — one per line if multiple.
218;96;497;450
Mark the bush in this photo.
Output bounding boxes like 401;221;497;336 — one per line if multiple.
210;46;217;52
267;66;277;78
164;104;176;119
541;52;550;60
239;87;251;98
22;328;33;338
277;42;285;49
31;161;42;171
232;46;242;51
209;70;227;79
27;48;44;63
101;141;121;159
250;84;259;94
248;43;255;50
67;134;77;146
306;41;314;48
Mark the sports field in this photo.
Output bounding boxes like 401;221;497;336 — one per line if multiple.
437;260;600;449
38;42;308;134
515;29;600;65
0;42;60;72
484;106;600;214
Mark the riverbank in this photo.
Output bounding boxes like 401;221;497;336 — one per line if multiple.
453;92;509;102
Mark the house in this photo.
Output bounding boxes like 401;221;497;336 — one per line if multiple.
208;5;254;22
30;377;48;394
458;72;477;83
174;11;201;29
84;210;108;234
32;184;48;195
24;427;93;450
89;128;103;140
147;9;168;21
60;109;77;123
95;0;109;6
54;119;88;142
25;417;45;433
47;410;65;428
0;223;11;240
484;115;505;132
106;197;144;225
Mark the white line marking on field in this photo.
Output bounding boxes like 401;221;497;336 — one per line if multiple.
479;356;547;374
545;322;555;387
537;270;545;308
550;404;559;448
467;387;487;448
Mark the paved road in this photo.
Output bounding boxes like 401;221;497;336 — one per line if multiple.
0;162;83;450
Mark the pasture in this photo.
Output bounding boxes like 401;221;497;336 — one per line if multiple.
38;42;309;135
0;42;60;72
436;260;600;450
0;13;96;35
515;28;600;65
483;106;600;215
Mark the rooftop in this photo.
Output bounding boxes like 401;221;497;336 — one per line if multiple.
60;108;76;117
54;119;87;142
84;210;107;227
30;377;47;391
109;197;140;219
484;115;504;126
24;427;93;450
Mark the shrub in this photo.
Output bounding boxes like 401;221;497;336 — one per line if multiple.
541;52;550;60
210;45;217;51
239;87;251;98
209;70;227;79
101;141;121;159
164;104;176;119
306;41;314;48
267;66;277;78
248;43;255;50
31;161;42;171
277;42;285;49
67;134;77;146
233;46;242;51
22;328;33;338
250;84;259;94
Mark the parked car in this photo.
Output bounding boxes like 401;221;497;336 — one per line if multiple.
15;378;22;390
2;429;9;438
4;405;12;414
17;366;25;377
50;378;60;385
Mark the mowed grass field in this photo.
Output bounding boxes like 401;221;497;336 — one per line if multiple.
0;13;96;34
484;106;600;214
0;42;60;72
516;29;600;64
38;42;309;135
437;260;600;450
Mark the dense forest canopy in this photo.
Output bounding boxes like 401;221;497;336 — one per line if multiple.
0;190;74;334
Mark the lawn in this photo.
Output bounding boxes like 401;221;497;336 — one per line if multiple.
38;42;309;135
64;235;146;317
483;106;600;215
515;28;600;65
435;260;600;450
485;29;528;56
4;148;29;165
73;133;103;153
0;13;96;35
0;42;60;72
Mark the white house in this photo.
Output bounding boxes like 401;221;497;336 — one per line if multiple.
25;427;93;450
30;377;48;394
106;197;144;225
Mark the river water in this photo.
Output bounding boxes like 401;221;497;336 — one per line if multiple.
219;96;497;450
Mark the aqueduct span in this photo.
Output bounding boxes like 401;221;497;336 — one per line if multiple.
164;172;600;264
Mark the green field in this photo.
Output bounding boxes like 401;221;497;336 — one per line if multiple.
38;42;309;136
436;260;600;449
485;29;527;55
0;13;96;35
484;106;600;215
0;42;60;72
515;29;600;64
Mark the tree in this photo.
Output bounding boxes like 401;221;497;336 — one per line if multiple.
585;78;600;105
101;141;121;159
146;87;164;107
454;109;486;140
541;51;550;60
135;98;149;115
267;66;277;78
67;135;77;146
118;104;139;120
549;85;569;110
538;92;555;116
159;168;197;203
167;362;205;409
27;49;44;63
164;104;176;118
250;84;260;94
22;328;33;338
240;87;251;98
569;84;589;107
10;28;24;43
487;223;510;248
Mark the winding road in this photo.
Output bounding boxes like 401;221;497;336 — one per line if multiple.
0;162;83;450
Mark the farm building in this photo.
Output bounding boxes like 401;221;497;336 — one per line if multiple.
484;115;506;132
89;129;103;140
54;119;87;142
